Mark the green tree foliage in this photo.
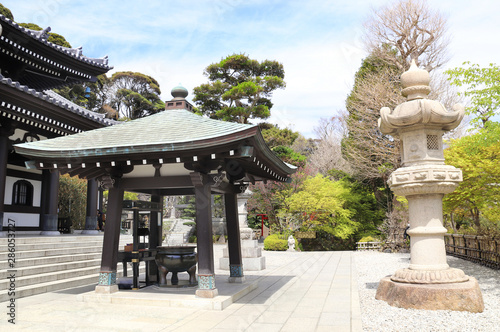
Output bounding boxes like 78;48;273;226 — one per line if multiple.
446;62;500;127
443;122;500;235
328;169;385;239
0;3;14;20
58;174;87;230
53;72;164;121
18;23;71;48
279;174;358;239
109;71;165;119
259;123;299;148
53;84;90;108
271;145;307;167
248;167;315;228
193;53;286;123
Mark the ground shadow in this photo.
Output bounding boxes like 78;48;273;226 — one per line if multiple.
365;282;379;289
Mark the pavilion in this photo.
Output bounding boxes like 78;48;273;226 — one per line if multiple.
14;86;296;298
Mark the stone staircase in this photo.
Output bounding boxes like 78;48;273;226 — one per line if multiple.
0;234;132;302
164;218;194;245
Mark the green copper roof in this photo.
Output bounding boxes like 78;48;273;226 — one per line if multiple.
15;108;256;159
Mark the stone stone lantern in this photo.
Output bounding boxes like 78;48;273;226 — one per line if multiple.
375;61;484;312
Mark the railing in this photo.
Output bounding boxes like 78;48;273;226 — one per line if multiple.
445;234;500;269
356;241;381;250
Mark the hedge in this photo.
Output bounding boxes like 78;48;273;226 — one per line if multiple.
264;234;289;251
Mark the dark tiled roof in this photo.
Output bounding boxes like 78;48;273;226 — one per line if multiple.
0;73;116;127
0;15;112;70
42;89;117;126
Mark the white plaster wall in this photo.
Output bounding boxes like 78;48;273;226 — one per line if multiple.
4;176;42;206
3;213;39;227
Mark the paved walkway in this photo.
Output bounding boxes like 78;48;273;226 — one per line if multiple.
1;245;362;332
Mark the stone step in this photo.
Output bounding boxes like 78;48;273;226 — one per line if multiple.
0;235;106;245
0;259;101;279
1;240;104;252
0;246;104;261
0;238;132;261
0;266;101;290
0;252;103;270
0;266;144;302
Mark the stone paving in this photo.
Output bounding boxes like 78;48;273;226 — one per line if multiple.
0;244;362;332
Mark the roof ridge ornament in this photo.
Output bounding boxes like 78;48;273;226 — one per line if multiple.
171;84;188;100
30;26;51;40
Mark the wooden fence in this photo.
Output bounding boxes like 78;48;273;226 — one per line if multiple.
356;241;382;250
444;234;500;269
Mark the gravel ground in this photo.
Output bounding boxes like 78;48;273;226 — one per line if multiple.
353;251;500;332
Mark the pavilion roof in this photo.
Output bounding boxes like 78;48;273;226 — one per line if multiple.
14;108;296;183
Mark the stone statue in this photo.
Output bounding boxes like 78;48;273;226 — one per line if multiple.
287;235;295;251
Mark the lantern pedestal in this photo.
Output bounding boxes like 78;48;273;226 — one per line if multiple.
376;277;483;312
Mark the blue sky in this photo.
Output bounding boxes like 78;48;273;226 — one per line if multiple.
3;0;499;138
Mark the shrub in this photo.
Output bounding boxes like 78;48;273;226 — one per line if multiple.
264;234;288;251
183;221;196;226
359;236;375;242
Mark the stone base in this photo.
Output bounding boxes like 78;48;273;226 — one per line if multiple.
95;284;119;294
376;276;484;312
82;230;99;235
40;231;61;236
219;257;266;271
196;288;219;298
228;276;246;283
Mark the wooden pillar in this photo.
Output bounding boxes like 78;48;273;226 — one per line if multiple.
0;135;8;235
95;178;124;294
148;193;162;283
191;172;218;298
40;169;60;235
150;193;162;248
225;192;245;282
82;178;99;234
0;120;14;236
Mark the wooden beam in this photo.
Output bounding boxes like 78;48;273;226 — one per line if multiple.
121;175;192;190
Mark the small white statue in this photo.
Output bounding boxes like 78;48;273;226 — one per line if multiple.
287;235;295;251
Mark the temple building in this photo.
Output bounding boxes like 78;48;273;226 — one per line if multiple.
0;14;114;235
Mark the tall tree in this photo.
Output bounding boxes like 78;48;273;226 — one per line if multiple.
309;117;351;175
193;53;285;124
343;0;451;213
109;71;165;119
342;54;404;211
446;62;500;128
363;0;449;72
